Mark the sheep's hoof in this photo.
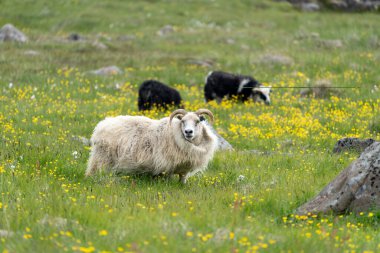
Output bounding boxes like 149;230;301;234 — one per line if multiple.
85;171;93;177
179;175;187;184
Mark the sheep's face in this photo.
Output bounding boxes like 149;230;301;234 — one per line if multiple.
179;113;202;142
252;86;272;105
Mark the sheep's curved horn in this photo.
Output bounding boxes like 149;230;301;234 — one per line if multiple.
195;109;214;124
169;109;187;125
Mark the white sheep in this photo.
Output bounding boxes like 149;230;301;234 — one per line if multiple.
86;109;218;183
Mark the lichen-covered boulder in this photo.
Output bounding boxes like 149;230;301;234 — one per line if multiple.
325;0;380;11
286;0;380;11
213;130;233;151
297;141;380;215
204;121;233;151
333;137;376;154
0;24;28;42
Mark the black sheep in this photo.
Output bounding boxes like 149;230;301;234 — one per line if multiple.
138;80;182;111
204;71;271;105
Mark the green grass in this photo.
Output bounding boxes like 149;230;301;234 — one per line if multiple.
1;0;380;252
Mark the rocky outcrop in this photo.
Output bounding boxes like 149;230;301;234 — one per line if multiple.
297;142;380;215
205;121;233;151
0;24;28;42
286;0;380;11
292;2;321;11
324;0;380;11
333;137;377;154
213;130;233;151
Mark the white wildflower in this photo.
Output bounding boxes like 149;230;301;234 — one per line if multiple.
72;151;79;159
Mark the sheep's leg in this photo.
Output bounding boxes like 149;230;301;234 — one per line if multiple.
86;144;102;177
179;174;188;184
86;156;113;176
85;154;99;176
86;145;113;176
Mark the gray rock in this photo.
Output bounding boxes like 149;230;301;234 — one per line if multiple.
0;230;14;237
318;39;343;49
214;131;233;150
295;30;320;40
296;141;380;215
300;2;320;11
225;38;236;44
157;25;174;36
90;66;122;76
92;40;108;50
117;35;136;41
95;33;112;42
0;24;28;42
286;0;380;11
328;0;348;9
325;0;380;11
204;121;233;150
333;137;377;154
259;54;294;66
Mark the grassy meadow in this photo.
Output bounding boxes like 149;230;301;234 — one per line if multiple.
1;0;380;252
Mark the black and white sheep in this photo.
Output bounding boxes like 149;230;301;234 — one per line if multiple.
138;80;182;111
86;109;218;183
204;71;271;105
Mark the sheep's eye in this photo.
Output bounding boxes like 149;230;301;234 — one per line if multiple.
196;120;200;124
199;116;205;121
